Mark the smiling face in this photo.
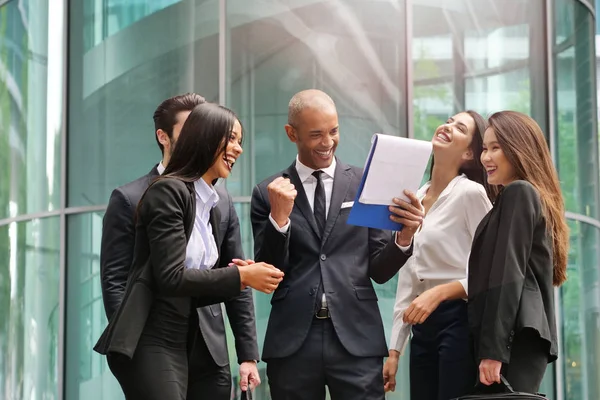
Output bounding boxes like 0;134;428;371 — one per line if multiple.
286;106;339;170
207;119;243;180
481;127;517;186
431;112;476;166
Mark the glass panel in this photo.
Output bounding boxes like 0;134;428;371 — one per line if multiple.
555;0;575;45
561;220;600;400
65;212;124;400
414;0;547;138
68;0;219;207
83;0;182;51
224;0;407;198
555;1;600;218
0;217;60;399
0;0;63;219
465;68;532;116
597;0;600;34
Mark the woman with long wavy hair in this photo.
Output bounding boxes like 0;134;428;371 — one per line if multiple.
468;110;568;394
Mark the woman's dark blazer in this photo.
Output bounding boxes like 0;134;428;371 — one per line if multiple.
94;177;242;358
468;180;558;364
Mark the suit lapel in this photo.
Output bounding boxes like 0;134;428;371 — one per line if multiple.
184;182;196;240
473;187;504;246
210;207;222;259
472;211;492;247
286;163;321;239
322;161;352;245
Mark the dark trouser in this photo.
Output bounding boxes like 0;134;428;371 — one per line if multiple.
266;318;385;400
107;345;188;400
501;328;549;394
186;330;232;400
410;299;476;400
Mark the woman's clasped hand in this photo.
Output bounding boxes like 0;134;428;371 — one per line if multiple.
230;258;284;294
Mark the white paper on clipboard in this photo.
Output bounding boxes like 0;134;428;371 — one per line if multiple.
359;134;432;205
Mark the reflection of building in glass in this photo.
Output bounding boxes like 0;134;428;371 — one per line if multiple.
0;1;599;399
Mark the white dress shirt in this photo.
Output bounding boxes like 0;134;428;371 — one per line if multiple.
268;156;336;230
389;174;492;353
269;156;337;307
157;161;166;175
158;160;219;270
185;178;220;270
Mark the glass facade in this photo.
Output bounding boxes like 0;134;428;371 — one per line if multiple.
0;0;65;398
0;0;599;399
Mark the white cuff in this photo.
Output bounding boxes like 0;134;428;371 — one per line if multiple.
458;278;468;298
394;232;413;253
269;214;290;233
390;322;411;355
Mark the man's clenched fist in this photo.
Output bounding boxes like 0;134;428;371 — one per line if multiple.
268;177;297;227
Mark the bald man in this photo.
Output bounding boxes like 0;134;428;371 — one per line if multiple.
250;90;405;399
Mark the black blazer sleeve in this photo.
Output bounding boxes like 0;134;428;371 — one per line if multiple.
221;194;260;363
140;179;242;298
478;182;541;363
100;188;135;320
368;229;412;284
250;184;291;271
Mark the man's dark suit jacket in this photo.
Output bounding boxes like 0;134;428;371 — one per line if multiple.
468;180;558;364
251;159;405;360
99;167;259;365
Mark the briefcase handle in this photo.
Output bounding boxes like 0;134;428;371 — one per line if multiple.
472;375;515;395
241;388;253;400
499;375;515;393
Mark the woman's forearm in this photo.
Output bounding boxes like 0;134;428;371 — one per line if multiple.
436;281;467;301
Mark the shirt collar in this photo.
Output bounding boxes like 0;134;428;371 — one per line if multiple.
157;161;166;175
194;178;220;208
418;173;467;199
295;156;337;183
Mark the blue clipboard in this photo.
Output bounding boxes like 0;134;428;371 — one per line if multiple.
348;135;403;231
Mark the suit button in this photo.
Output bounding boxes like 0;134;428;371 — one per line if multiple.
507;345;511;349
320;254;326;261
510;330;515;336
508;337;513;343
309;288;316;296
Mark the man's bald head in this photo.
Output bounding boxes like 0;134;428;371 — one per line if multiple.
288;89;337;128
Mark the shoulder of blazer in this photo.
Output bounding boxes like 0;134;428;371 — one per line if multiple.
111;167;160;206
346;163;361;178
140;177;194;213
497;180;541;214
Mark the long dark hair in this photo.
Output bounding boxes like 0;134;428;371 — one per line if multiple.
488;111;568;286
163;103;241;182
429;110;498;202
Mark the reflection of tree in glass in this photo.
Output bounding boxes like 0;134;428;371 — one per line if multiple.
556;103;583;400
412;47;449;142
507;79;531;116
0;4;30;397
0;6;12;397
